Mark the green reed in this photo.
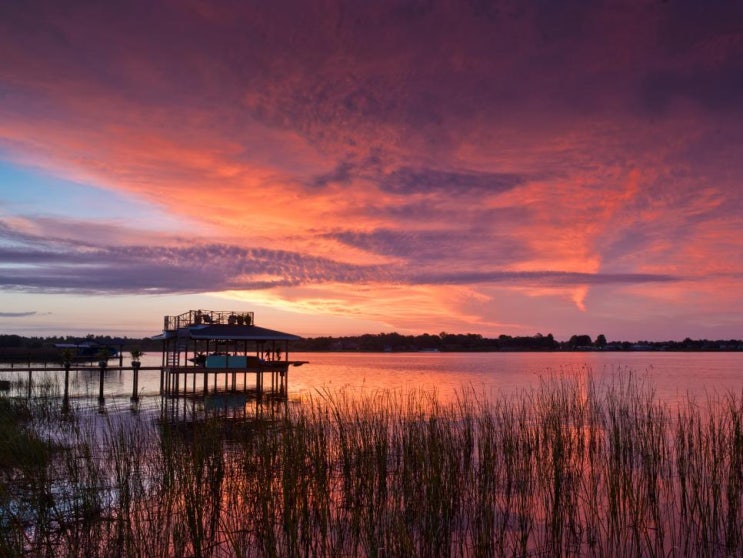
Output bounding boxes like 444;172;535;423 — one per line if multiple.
2;372;743;557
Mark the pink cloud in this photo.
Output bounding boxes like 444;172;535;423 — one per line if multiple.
1;1;742;338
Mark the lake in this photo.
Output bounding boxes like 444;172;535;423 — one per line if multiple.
4;351;743;556
23;351;741;409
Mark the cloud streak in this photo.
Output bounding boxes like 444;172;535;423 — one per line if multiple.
0;1;742;339
0;311;38;318
0;219;681;297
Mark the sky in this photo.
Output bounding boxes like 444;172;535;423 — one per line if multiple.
1;0;742;341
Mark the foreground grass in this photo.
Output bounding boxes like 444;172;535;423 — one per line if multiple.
1;374;743;557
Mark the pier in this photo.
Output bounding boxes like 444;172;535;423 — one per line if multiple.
0;309;307;409
0;361;159;408
154;309;307;399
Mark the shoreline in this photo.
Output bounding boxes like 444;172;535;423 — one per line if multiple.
2;346;742;364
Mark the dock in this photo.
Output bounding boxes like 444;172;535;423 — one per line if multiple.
0;309;308;410
154;309;307;399
0;362;158;407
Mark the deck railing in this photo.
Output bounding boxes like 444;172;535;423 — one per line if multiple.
163;310;255;331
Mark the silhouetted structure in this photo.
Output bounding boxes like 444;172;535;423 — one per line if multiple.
152;309;307;398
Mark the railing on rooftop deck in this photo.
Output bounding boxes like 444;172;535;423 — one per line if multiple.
163;310;255;331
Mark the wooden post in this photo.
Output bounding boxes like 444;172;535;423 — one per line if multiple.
98;360;106;406
131;361;140;403
27;368;32;398
62;362;71;411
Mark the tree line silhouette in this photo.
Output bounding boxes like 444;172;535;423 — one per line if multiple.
288;332;743;352
1;332;741;362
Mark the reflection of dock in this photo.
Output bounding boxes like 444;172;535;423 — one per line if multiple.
159;390;290;427
153;309;307;399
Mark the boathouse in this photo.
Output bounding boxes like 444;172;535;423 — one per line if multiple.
153;309;306;398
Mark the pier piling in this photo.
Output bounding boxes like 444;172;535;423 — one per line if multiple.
131;361;140;402
98;360;106;406
62;361;71;412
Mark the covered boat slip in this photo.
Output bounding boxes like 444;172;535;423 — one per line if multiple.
154;309;307;398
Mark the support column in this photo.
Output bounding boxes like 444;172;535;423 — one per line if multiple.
131;361;141;403
98;360;106;406
62;362;71;412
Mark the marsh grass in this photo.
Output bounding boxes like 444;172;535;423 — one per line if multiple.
1;373;743;557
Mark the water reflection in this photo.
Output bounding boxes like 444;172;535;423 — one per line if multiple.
158;391;290;426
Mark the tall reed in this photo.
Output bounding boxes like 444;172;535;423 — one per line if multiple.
2;372;743;557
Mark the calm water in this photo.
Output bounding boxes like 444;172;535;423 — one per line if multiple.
12;351;740;409
288;352;743;406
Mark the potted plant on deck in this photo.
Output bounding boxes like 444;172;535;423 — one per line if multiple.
97;348;110;367
130;349;144;364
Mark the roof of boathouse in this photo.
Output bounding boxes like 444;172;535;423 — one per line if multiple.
182;324;300;341
152;309;302;342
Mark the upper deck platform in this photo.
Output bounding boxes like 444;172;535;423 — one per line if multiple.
154;309;301;342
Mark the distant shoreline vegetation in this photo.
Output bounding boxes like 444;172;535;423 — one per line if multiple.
0;332;742;363
291;332;743;352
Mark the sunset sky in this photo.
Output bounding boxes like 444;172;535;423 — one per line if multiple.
1;0;742;341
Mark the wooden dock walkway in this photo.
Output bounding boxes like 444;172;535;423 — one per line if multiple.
0;362;156;407
0;360;305;409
